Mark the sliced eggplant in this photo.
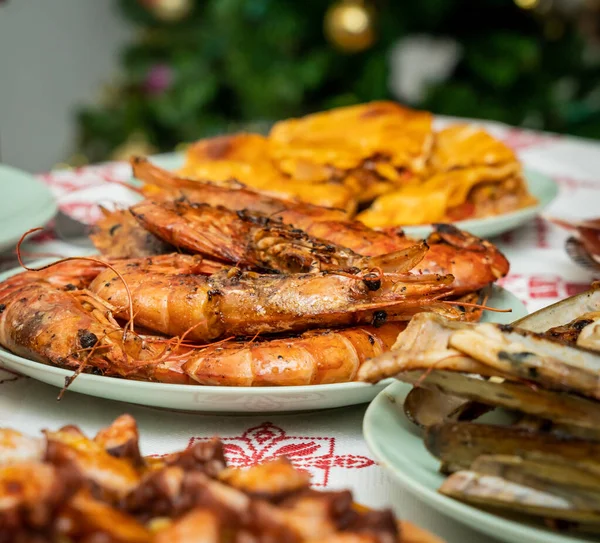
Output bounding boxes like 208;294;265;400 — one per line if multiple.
448;324;600;400
424;422;600;473
513;283;600;333
439;471;600;524
397;370;600;430
471;454;600;499
403;386;491;428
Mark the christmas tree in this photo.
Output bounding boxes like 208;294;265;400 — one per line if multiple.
74;0;600;164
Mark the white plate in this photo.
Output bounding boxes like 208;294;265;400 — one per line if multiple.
0;164;57;252
363;383;599;543
0;255;527;413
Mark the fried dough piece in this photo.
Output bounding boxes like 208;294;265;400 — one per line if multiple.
269;101;433;179
429;124;518;172
357;167;533;227
180;133;356;213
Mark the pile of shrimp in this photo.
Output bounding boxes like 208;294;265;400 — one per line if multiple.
0;157;510;388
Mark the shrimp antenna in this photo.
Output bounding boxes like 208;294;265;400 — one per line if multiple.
441;300;512;313
16;227;137;333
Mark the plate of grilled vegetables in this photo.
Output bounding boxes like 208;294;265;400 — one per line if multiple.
0;154;525;412
145;100;557;240
362;283;600;543
0;414;444;542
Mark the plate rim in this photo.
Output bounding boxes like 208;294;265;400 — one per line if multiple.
401;167;559;237
0;164;58;250
363;380;595;543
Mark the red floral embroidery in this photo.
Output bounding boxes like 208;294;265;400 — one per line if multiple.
187;422;374;487
60;202;103;225
498;274;595;302
500;128;559;152
555;176;600;193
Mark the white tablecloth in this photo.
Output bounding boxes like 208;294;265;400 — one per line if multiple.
1;118;599;542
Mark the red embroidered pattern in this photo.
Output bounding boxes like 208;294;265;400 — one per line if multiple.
498;274;594;301
187;422;374;487
500;128;559;152
555;176;600;193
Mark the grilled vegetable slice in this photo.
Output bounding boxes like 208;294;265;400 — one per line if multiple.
439;471;600;524
448;324;600;400
403;386;491;428
397;370;600;429
424;422;600;473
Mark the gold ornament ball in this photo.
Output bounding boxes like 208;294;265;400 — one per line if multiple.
324;0;376;53
148;0;193;22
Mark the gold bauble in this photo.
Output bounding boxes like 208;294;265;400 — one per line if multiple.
148;0;193;22
324;0;376;53
111;133;158;162
514;0;539;9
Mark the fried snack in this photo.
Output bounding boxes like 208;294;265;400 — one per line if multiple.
428;124;518;172
269;101;433;178
0;415;444;542
357;123;537;227
180;133;356;214
269;101;433;203
178;103;535;226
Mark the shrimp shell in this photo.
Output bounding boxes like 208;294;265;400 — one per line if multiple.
180;323;405;386
129;158;510;294
129;198;427;274
88;255;455;342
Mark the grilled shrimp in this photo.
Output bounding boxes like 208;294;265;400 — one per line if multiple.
129;198;427;274
0;272;153;378
128;158;509;293
88;255;455;342
0;267;408;386
90;207;173;259
0;255;222;379
178;322;405;386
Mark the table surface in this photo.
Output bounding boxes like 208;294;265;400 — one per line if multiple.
2;116;600;543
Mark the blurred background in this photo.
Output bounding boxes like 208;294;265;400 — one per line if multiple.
2;0;600;173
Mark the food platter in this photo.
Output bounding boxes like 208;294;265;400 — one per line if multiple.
362;285;600;543
0;163;57;252
363;381;599;543
0;253;526;412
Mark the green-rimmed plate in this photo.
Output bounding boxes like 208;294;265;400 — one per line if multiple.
0;164;57;252
363;382;599;543
401;168;559;240
0;255;526;413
